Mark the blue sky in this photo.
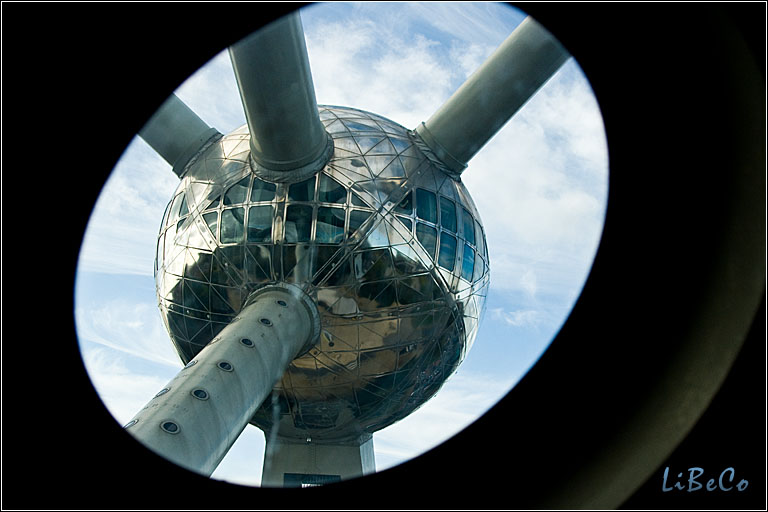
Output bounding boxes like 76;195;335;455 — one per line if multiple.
74;2;608;486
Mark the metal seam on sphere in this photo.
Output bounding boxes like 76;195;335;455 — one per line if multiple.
153;105;490;450
411;123;467;177
307;154;438;289
178;132;225;179
408;128;464;179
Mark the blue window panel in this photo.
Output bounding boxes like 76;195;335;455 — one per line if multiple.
316;207;345;243
348;209;372;237
247;205;273;242
285;205;312;242
462;207;475;245
395;191;412;214
416;222;437;259
251;177;276;202
224;176;250;205
203;211;218;239
474;219;485;257
416;189;437;224
318;174;347;204
288;176;315;202
438;232;457;271
461;243;475;281
220;207;245;243
439;196;457;233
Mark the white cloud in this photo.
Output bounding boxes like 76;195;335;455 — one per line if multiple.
521;268;538;298
77;48;244;279
462;60;608;298
77;137;179;276
82;347;177;425
449;39;496;80
304;18;455;129
174;50;246;134
491;307;543;329
404;2;526;48
75;298;182;368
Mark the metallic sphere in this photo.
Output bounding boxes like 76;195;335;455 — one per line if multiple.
155;105;489;443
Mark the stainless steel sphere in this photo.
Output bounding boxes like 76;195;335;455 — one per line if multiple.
155;105;489;442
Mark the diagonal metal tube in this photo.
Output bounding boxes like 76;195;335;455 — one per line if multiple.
229;12;331;177
415;17;570;174
124;284;321;477
138;94;221;178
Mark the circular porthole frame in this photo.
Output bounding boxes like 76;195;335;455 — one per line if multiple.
217;361;234;372
191;388;210;401
15;3;759;511
160;420;181;435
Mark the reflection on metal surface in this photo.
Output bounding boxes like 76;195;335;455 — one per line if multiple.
155;106;489;443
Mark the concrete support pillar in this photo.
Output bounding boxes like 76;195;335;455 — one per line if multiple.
123;284;320;476
416;16;570;173
229;12;332;179
261;434;375;487
138;93;221;177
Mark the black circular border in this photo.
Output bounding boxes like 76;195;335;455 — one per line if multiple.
3;2;763;510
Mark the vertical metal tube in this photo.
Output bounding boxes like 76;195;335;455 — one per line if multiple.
138;94;220;177
415;17;570;173
124;284;320;476
229;12;330;174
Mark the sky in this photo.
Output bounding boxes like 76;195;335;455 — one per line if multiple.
74;2;608;487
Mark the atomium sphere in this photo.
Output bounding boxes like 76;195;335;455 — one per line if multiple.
155;105;489;443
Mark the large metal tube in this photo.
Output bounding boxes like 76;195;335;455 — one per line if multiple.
229;12;331;176
415;17;570;174
123;284;320;476
138;94;221;177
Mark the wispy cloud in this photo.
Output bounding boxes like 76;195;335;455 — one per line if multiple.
491;307;543;329
401;2;526;50
303;18;453;128
77;137;178;276
82;347;177;425
75;298;182;368
174;50;246;134
449;39;497;81
462;60;608;298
